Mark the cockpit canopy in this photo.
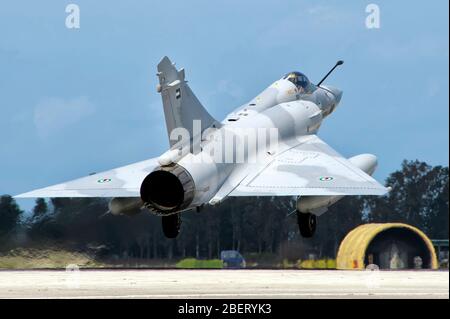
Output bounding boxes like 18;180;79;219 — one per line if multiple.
283;71;313;93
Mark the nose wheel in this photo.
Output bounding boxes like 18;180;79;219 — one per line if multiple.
297;212;316;238
162;214;181;238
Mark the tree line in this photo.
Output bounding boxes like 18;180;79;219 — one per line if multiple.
0;160;448;262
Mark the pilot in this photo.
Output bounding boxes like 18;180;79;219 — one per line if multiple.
286;72;308;94
287;73;303;93
287;73;298;85
298;75;307;87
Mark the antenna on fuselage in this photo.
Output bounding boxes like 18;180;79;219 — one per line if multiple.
317;60;344;86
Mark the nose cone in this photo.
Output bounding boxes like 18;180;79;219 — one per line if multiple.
322;85;342;105
329;87;343;104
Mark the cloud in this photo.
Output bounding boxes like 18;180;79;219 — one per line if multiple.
256;4;359;49
216;79;244;100
34;96;95;139
307;4;340;21
366;34;449;61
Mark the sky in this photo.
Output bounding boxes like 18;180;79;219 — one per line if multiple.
0;1;448;212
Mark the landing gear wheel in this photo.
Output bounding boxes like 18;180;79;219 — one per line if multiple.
297;212;316;238
162;214;181;238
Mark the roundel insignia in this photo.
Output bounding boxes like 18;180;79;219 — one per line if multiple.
97;178;112;184
319;176;334;182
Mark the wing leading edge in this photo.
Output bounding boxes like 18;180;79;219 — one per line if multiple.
229;135;388;197
14;158;158;198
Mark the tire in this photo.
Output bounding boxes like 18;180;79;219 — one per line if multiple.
297;212;316;238
162;214;181;238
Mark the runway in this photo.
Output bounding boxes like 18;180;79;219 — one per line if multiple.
0;269;448;299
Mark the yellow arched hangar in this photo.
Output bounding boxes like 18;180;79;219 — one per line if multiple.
337;223;438;270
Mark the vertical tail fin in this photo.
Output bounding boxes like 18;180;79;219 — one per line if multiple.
157;56;218;148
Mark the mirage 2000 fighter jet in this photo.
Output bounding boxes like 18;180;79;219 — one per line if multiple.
17;57;388;238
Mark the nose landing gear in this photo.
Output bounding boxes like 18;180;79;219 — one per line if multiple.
162;214;181;238
297;212;317;238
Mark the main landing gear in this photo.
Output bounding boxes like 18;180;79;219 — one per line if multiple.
297;211;316;238
162;214;181;238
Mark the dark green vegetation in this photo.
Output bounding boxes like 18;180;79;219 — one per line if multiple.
0;160;448;267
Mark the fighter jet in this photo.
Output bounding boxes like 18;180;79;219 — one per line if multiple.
16;57;388;238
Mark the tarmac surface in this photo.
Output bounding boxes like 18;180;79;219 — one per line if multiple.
0;269;448;299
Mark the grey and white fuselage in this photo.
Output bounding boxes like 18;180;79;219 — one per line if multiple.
16;57;387;219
